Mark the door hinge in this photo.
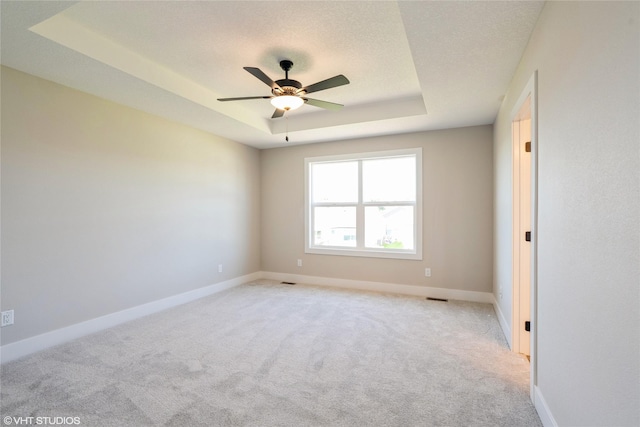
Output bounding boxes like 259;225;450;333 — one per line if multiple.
525;231;531;242
525;321;531;332
525;141;531;152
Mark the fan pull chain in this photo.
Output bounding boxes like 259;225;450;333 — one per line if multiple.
285;116;289;142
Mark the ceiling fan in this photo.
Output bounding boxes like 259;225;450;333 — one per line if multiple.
217;60;349;118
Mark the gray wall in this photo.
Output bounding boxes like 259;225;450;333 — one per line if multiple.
0;66;261;345
494;2;639;425
261;126;493;293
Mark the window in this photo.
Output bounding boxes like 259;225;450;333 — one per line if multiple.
305;148;422;260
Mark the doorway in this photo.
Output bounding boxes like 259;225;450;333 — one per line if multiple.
512;97;531;357
511;71;538;399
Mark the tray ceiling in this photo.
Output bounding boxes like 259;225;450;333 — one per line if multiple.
1;1;544;148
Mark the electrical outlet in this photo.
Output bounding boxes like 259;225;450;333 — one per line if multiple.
218;264;223;273
424;268;431;277
297;259;302;267
1;310;14;327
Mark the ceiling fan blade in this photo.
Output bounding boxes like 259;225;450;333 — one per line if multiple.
301;75;349;94
303;98;344;111
217;96;271;102
244;67;281;90
271;108;285;119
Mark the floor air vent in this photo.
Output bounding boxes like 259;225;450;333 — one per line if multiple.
426;297;448;302
281;281;296;285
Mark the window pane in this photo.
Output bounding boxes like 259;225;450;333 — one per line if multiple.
311;161;358;203
364;206;414;250
362;156;416;202
313;207;356;247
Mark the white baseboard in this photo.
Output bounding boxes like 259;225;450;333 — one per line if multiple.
492;294;512;349
0;272;261;364
260;271;494;303
534;386;558;427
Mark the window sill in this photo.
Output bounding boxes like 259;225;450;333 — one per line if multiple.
305;246;422;260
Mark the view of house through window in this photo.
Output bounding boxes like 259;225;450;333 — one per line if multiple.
305;148;422;260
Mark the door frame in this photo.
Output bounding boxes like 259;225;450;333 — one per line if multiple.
510;71;538;399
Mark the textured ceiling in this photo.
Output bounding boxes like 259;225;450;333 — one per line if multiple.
1;1;544;149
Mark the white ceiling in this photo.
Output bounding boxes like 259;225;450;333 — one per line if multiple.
1;1;544;149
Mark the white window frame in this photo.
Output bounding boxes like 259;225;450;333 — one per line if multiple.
304;148;422;260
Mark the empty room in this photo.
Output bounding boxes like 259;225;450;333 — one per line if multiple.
1;1;638;426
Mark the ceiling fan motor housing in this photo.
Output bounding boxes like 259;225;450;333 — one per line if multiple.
273;60;305;96
273;79;303;96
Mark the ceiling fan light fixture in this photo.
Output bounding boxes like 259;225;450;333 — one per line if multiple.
218;60;349;118
270;95;304;111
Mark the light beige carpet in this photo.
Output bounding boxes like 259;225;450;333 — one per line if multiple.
1;280;541;426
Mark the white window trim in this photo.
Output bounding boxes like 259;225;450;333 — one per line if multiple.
304;148;423;260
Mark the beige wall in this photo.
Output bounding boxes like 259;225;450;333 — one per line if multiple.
261;126;493;293
494;2;639;425
0;67;261;345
